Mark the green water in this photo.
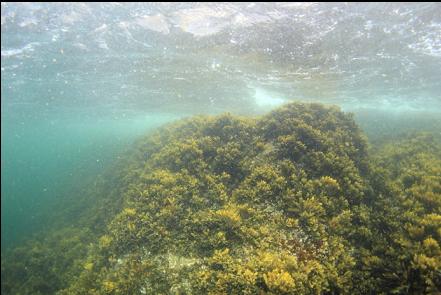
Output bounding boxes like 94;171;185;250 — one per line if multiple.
1;113;179;248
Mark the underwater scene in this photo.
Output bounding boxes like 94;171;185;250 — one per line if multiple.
1;3;440;294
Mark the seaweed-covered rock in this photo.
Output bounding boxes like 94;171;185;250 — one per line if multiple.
60;103;374;294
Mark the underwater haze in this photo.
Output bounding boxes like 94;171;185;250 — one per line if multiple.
1;3;441;294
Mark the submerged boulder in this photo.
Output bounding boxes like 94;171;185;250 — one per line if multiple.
63;103;376;294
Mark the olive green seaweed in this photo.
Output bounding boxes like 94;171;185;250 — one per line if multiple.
1;103;440;294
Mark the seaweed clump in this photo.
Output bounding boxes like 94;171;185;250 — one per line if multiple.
2;102;440;294
61;102;373;294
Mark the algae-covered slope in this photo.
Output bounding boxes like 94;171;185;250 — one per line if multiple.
2;103;440;294
370;133;441;294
